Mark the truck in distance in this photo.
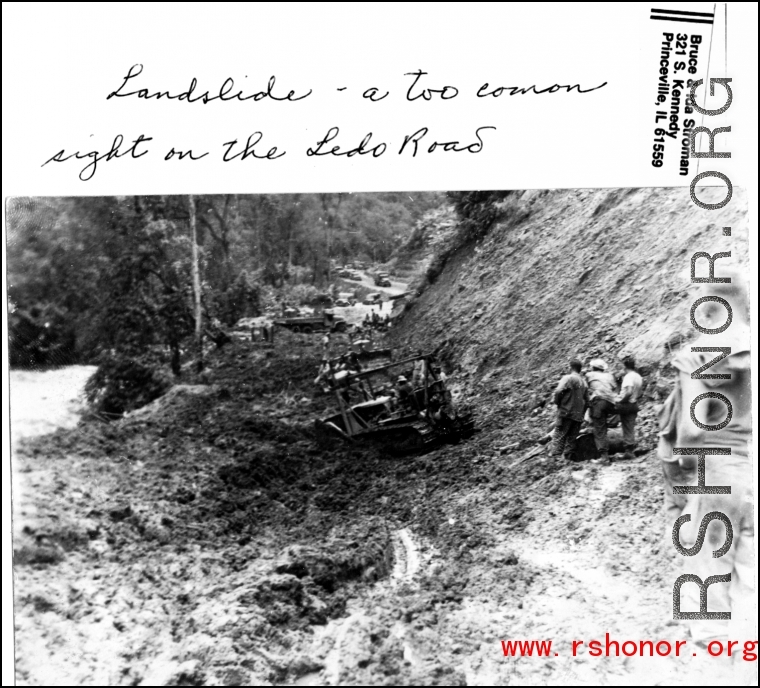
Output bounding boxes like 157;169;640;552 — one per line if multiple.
274;311;347;334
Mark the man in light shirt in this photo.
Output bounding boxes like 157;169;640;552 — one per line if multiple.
616;355;642;460
585;358;618;462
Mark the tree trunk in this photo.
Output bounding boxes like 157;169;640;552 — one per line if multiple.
170;340;181;376
188;194;204;372
288;223;295;270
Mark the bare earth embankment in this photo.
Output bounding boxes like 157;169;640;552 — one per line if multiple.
12;188;750;686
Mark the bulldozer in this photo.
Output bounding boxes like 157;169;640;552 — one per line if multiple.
315;352;475;454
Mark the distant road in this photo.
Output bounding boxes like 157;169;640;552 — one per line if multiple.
349;270;407;297
331;270;407;325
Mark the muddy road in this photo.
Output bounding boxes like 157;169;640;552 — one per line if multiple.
346;270;407;298
11;336;718;686
9;366;96;445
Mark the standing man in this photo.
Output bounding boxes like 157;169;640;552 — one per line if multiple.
616;355;643;460
550;358;588;462
585;358;618;462
347;349;363;372
314;358;332;391
321;331;332;358
395;375;415;410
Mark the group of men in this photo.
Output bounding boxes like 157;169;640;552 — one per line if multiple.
547;274;753;667
315;333;390;401
362;310;391;332
314;346;364;390
548;355;642;463
385;362;455;425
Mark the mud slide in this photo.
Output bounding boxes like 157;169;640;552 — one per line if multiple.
11;189;753;687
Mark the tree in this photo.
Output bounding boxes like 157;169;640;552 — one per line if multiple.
188;195;204;372
318;193;345;284
446;190;514;241
7;191;443;369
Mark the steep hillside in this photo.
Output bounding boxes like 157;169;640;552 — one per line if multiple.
385;204;459;280
12;187;752;687
393;187;749;385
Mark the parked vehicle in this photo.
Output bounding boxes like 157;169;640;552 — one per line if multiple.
363;292;382;306
274;311;347;334
374;273;392;287
334;299;352;308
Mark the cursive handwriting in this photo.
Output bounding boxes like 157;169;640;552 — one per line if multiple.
398;126;496;156
476;81;608;97
107;64;312;104
40;67;611;178
42;134;152;181
404;70;459;101
307;128;387;158
222;133;285;161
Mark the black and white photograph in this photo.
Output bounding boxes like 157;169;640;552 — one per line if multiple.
6;187;754;685
3;2;757;686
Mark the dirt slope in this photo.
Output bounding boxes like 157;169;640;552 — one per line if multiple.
392;187;748;378
12;188;753;687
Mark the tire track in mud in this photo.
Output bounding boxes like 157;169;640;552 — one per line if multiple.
389;528;425;670
291;527;427;685
391;527;421;586
318;611;373;686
